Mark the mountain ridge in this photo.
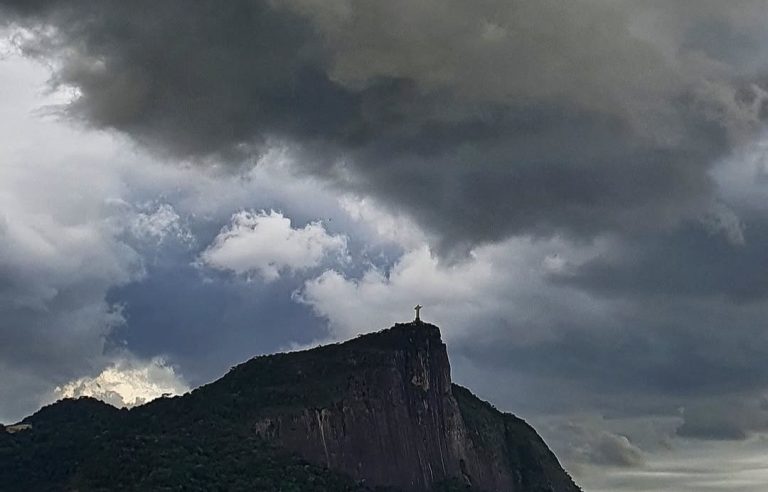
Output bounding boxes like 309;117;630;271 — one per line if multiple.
1;321;580;491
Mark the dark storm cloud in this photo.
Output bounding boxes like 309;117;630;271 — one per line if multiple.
3;0;768;250
675;396;768;441
554;215;768;302
1;0;352;157
677;413;749;441
451;287;768;427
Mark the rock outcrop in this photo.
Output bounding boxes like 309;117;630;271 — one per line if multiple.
195;321;580;491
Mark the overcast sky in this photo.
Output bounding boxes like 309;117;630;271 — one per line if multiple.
3;1;768;490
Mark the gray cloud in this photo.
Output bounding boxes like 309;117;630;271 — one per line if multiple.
561;421;646;468
0;167;139;421
458;297;768;409
676;397;768;441
553;214;768;302
3;0;767;251
677;414;748;441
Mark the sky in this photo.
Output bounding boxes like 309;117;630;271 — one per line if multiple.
2;1;768;490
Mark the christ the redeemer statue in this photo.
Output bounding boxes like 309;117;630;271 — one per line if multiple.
414;304;422;322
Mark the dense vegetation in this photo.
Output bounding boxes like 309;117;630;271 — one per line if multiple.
0;325;467;492
0;397;380;492
0;397;474;492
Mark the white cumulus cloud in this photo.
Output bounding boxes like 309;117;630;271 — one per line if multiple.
200;210;347;281
296;240;609;344
55;356;189;408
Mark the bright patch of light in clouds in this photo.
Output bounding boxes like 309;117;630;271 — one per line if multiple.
55;357;189;408
200;210;347;281
339;195;426;248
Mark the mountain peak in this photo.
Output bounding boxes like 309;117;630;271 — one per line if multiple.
193;321;579;491
344;320;443;350
2;322;580;491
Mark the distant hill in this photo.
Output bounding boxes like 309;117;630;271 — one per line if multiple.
0;322;580;491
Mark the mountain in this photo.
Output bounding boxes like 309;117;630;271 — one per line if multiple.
0;321;580;491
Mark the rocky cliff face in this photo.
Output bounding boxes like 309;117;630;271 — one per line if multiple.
209;322;580;491
1;322;580;492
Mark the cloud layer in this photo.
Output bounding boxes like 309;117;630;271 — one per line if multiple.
3;0;768;251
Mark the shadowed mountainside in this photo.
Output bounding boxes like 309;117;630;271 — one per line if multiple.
0;322;580;491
